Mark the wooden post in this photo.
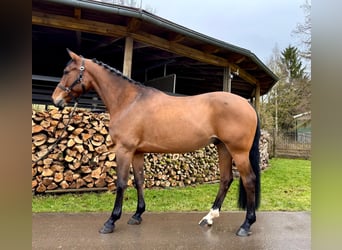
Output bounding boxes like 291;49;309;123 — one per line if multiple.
123;37;133;77
74;8;82;48
255;83;261;114
223;67;231;92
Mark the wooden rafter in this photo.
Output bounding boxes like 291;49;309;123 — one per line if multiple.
32;10;258;85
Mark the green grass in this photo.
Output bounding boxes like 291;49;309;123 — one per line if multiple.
32;158;311;212
260;158;311;211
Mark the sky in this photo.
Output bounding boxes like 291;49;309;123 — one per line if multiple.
139;0;305;64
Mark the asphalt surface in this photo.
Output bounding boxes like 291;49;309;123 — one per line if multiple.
32;211;310;250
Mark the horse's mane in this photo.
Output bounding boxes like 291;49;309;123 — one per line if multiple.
91;58;143;87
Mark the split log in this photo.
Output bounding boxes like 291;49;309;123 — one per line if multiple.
108;152;116;161
36;183;46;193
67;138;76;147
54;172;64;183
91;134;104;147
81;165;92;174
64;170;74;182
32;125;44;133
42;168;54;177
32;179;38;189
107;182;116;191
91;167;102;179
72;128;84;136
51;112;62;120
83;174;93;183
60;180;69;189
42;177;53;187
95;178;106;187
32;133;47;146
47;182;58;190
51;164;64;172
74;136;83;144
68;161;81;171
76;178;86;189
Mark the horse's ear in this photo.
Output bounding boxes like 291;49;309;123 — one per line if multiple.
66;48;79;61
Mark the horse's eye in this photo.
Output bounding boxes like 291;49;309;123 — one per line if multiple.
63;70;69;75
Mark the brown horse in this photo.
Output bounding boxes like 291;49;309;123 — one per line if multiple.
52;49;261;237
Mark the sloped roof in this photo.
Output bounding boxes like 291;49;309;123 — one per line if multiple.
32;0;278;109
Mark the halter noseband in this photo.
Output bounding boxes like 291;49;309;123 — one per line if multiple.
57;57;86;101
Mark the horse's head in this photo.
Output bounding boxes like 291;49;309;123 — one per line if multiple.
52;49;90;108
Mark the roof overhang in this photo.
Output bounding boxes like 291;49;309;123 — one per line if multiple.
32;0;278;109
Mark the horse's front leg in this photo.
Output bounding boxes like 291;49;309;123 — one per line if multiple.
99;149;133;234
127;152;146;225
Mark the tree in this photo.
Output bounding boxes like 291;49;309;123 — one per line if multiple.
260;45;310;132
292;0;311;60
281;45;307;82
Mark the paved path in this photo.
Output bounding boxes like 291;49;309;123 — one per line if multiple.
32;212;310;250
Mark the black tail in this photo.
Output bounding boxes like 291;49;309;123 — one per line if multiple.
238;117;261;210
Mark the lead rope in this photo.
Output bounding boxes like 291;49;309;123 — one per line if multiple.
32;102;78;164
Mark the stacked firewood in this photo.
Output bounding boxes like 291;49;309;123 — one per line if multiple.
143;145;219;188
32;108;269;193
32;108;118;193
259;130;271;170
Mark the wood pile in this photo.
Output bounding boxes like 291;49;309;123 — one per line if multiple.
144;145;219;188
32;108;269;194
259;130;271;170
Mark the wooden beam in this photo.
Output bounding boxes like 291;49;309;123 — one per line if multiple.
234;56;246;64
168;33;186;43
123;37;133;77
74;8;81;19
90;37;123;53
127;18;142;33
32;11;127;37
228;65;257;85
32;11;258;85
223;67;231;92
255;83;261;114
74;8;82;48
201;44;221;54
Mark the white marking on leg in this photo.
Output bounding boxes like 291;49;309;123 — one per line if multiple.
199;208;220;225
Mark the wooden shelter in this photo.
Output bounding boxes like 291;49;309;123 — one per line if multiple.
32;0;278;112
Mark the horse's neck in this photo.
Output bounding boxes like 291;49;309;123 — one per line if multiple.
91;70;140;116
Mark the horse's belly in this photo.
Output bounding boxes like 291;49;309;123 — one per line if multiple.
137;130;213;154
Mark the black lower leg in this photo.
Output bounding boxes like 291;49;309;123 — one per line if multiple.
213;143;233;210
212;178;233;210
128;153;146;225
128;189;145;225
99;186;125;234
236;207;256;237
99;150;132;233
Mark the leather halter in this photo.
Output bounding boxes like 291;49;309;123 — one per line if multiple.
57;57;86;101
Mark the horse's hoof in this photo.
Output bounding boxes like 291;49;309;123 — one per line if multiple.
199;219;212;227
236;227;251;237
127;217;142;225
99;225;114;234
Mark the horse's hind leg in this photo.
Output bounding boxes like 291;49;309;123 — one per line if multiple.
127;153;146;225
199;143;233;226
234;153;257;237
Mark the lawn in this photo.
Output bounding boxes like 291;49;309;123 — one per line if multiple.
32;158;311;212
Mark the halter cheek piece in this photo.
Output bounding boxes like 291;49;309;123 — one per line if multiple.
57;56;86;101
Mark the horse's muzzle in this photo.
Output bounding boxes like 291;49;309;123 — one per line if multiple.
53;97;65;109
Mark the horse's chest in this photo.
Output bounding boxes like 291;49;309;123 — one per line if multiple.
108;119;139;141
